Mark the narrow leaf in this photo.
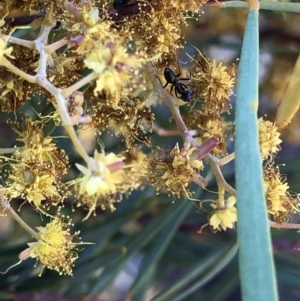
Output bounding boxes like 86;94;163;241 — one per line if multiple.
276;54;300;128
130;200;193;297
235;3;278;301
151;242;237;301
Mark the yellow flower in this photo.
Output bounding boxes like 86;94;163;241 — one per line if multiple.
0;119;69;211
143;144;204;198
263;165;296;223
209;196;237;231
27;216;81;275
10;171;59;205
75;150;126;219
258;118;282;160
3;163;67;211
84;40;141;107
189;48;236;116
76;151;124;196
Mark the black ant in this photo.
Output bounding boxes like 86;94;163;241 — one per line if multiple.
113;0;131;9
163;67;192;102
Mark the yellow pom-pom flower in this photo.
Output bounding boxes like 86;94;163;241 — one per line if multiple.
26;216;81;276
209;196;237;231
258;118;282;160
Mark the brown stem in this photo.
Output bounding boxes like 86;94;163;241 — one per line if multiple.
196;138;218;160
269;221;300;230
245;0;260;10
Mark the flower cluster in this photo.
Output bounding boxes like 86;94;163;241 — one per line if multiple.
0;0;297;281
143;144;204;198
1;119;69;212
189;50;236;116
90;96;154;148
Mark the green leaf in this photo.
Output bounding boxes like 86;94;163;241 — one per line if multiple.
130;200;193;298
235;5;278;301
89;200;191;295
150;242;238;301
199;269;239;301
216;1;300;12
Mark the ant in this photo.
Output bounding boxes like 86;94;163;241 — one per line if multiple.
113;0;131;9
163;67;192;102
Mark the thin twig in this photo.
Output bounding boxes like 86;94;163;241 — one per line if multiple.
0;24;92;166
0;147;21;154
206;154;236;196
3;35;34;48
0;195;40;240
219;152;235;166
269;221;300;230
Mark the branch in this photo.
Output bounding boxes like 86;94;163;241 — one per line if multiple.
146;63;236;195
0;194;39;240
269;221;300;230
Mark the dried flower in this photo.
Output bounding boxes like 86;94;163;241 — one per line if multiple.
143;144;204;198
91;96;153;148
264;165;298;223
1;119;69;211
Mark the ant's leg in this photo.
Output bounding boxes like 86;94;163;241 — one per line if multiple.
163;82;168;89
170;85;174;94
175;87;181;98
175;59;182;78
